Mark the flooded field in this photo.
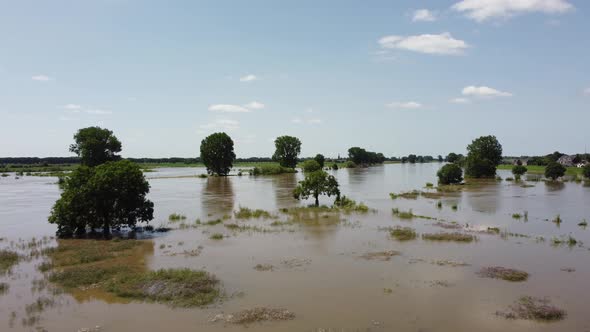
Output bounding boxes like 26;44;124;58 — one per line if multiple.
1;163;590;331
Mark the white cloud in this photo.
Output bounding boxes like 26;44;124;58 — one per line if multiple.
239;74;258;82
199;119;239;132
451;0;574;22
450;97;471;104
32;75;51;81
462;86;513;97
63;104;82;111
386;101;423;109
412;9;437;22
243;101;265;110
208;104;251;113
85;109;112;115
378;32;468;55
583;87;590;96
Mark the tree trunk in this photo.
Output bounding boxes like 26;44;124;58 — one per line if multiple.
314;194;319;207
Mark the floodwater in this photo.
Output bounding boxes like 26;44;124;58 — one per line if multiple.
1;163;590;331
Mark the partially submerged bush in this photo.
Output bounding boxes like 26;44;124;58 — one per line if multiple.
250;164;296;175
422;232;475;242
477;266;529;282
234;207;272;219
209;233;224;240
300;159;321;173
392;208;414;219
437;163;463;185
545;162;566;180
168;213;187;221
498;296;566;321
390;227;417;241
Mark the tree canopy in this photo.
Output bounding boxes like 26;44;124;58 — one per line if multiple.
293;170;340;206
200;132;236;176
301;159;322;173
347;147;386;165
464;135;503;178
512;165;528;177
583;164;590;179
49;160;154;237
437;163;463;185
545;162;566;180
272;136;301;168
69;127;122;167
314;154;325;168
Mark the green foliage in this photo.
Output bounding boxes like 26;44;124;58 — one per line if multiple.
200;132;236;176
300;159;321;173
437;163;463;185
512;165;528;177
48;160;154;237
583;164;590;179
347;147;385;165
69;127;122;167
234;207;272;219
0;250;20;275
249;164;296;175
168;213;186;221
272;136;301;168
390;227;417;241
209;233;223;240
344;161;356;168
314;154;325;168
545;162;566;180
331;163;339;170
464;135;503;178
293;170;340;206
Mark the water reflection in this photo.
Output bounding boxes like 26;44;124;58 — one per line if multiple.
201;177;235;217
545;181;565;192
271;173;298;209
463;180;502;214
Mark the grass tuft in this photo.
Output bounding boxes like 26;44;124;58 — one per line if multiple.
422;232;475;243
389;227;417;241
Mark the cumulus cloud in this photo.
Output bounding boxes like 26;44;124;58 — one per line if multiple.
32;75;51;81
199;119;239;132
243;101;265;110
208;104;251;113
412;9;437;22
451;0;574;22
462;86;513;98
378;32;468;55
386;101;423;109
239;74;258;82
450;97;471;104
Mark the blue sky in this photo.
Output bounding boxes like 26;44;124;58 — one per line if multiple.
1;0;588;158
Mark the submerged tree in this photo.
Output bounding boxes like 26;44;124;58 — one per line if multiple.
314;154;325;168
293;170;340;206
70;127;122;167
200;132;236;176
583;164;590;179
545;162;566;180
512;165;528;180
273;136;301;168
437;163;463;185
464;135;503;178
49;160;154;237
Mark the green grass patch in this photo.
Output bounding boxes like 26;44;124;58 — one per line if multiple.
422;232;475;242
0;250;20;274
209;233;224;240
168;213;187;222
477;266;529;282
390;227;417;241
234;207;273;219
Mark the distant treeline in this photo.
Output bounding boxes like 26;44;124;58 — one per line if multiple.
0;156;280;167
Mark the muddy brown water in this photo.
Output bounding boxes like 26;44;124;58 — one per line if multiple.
1;163;590;331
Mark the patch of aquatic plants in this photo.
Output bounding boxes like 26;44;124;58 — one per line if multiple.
209;233;224;240
497;296;566;321
249;165;296;176
550;235;579;247
477;266;529;282
579;219;588;227
0;249;20;274
204;219;222;226
552;214;562;225
234;207;273;219
389;190;420;199
168;213;187;222
334;196;370;213
0;282;8;295
422;232;476;243
211;307;295;324
392;208;414;219
358;251;400;261
389;227;417;241
44;239;220;307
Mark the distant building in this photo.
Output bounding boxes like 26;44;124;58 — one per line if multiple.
557;155;575;167
576;161;588;168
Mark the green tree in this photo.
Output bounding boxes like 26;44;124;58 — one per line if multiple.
69;127;122;167
301;159;321;173
272;136;301;168
200;132;236;176
512;165;528;180
545;162;566;180
314;154;325;168
464;135;503;178
407;154;417;163
583;164;590;179
293;170;340;207
446;153;460;163
437;163;463;185
49;160;154;237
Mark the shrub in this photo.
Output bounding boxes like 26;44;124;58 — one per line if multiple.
512;165;528;177
583;164;590;179
331;163;339;170
545;162;566;180
313;154;325;168
250;164;296;175
390;227;417;241
437;163;463;185
300;160;321;173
